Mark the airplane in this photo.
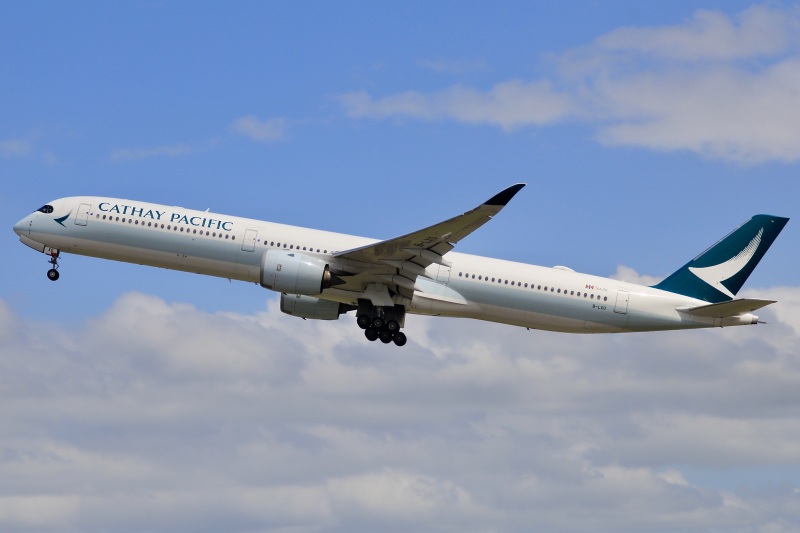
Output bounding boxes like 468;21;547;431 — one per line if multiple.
13;184;789;347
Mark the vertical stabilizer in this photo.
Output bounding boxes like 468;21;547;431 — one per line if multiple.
653;215;788;303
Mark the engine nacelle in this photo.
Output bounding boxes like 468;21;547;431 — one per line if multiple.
260;249;332;295
280;294;344;320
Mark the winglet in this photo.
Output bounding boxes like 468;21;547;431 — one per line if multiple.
485;183;526;206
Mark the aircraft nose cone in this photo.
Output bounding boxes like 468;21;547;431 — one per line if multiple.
13;217;28;236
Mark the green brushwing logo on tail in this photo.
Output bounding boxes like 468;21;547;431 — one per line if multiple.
653;215;789;303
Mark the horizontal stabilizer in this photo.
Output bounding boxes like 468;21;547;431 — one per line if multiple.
678;298;776;318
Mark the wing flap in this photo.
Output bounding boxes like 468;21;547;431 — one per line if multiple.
678;298;776;318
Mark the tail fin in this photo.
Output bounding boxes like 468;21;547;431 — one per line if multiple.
653;214;788;303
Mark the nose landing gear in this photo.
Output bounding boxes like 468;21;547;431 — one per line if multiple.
357;301;408;347
46;249;60;281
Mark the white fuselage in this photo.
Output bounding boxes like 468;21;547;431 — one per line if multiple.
14;196;759;333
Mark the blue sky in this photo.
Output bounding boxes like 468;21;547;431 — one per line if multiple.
3;2;800;532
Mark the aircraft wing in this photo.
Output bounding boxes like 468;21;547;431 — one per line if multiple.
331;183;525;303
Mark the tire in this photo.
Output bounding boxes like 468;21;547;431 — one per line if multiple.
47;269;60;281
371;317;384;329
386;320;399;332
393;332;407;347
365;328;379;342
379;330;393;344
357;315;371;329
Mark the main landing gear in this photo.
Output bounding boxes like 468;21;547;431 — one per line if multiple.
356;300;407;347
46;249;60;281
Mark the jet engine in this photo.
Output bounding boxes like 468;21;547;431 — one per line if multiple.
280;293;347;320
260;249;333;295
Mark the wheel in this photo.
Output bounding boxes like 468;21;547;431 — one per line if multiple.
47;269;60;281
379;330;393;344
371;317;384;329
357;315;371;329
365;328;379;342
386;320;399;332
393;331;407;347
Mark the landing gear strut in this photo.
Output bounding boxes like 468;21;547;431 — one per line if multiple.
46;249;60;281
356;300;407;347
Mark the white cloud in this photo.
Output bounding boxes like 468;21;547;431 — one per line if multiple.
594;5;795;61
610;265;663;286
2;290;800;532
340;80;573;131
0;138;32;158
340;4;800;163
230;115;286;142
109;143;193;161
580;55;800;163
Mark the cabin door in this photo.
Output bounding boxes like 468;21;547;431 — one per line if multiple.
75;203;91;226
614;290;630;314
241;229;258;252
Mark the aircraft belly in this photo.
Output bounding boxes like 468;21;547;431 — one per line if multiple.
426;280;625;333
32;230;256;282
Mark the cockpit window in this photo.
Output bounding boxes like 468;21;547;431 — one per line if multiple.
37;205;54;214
